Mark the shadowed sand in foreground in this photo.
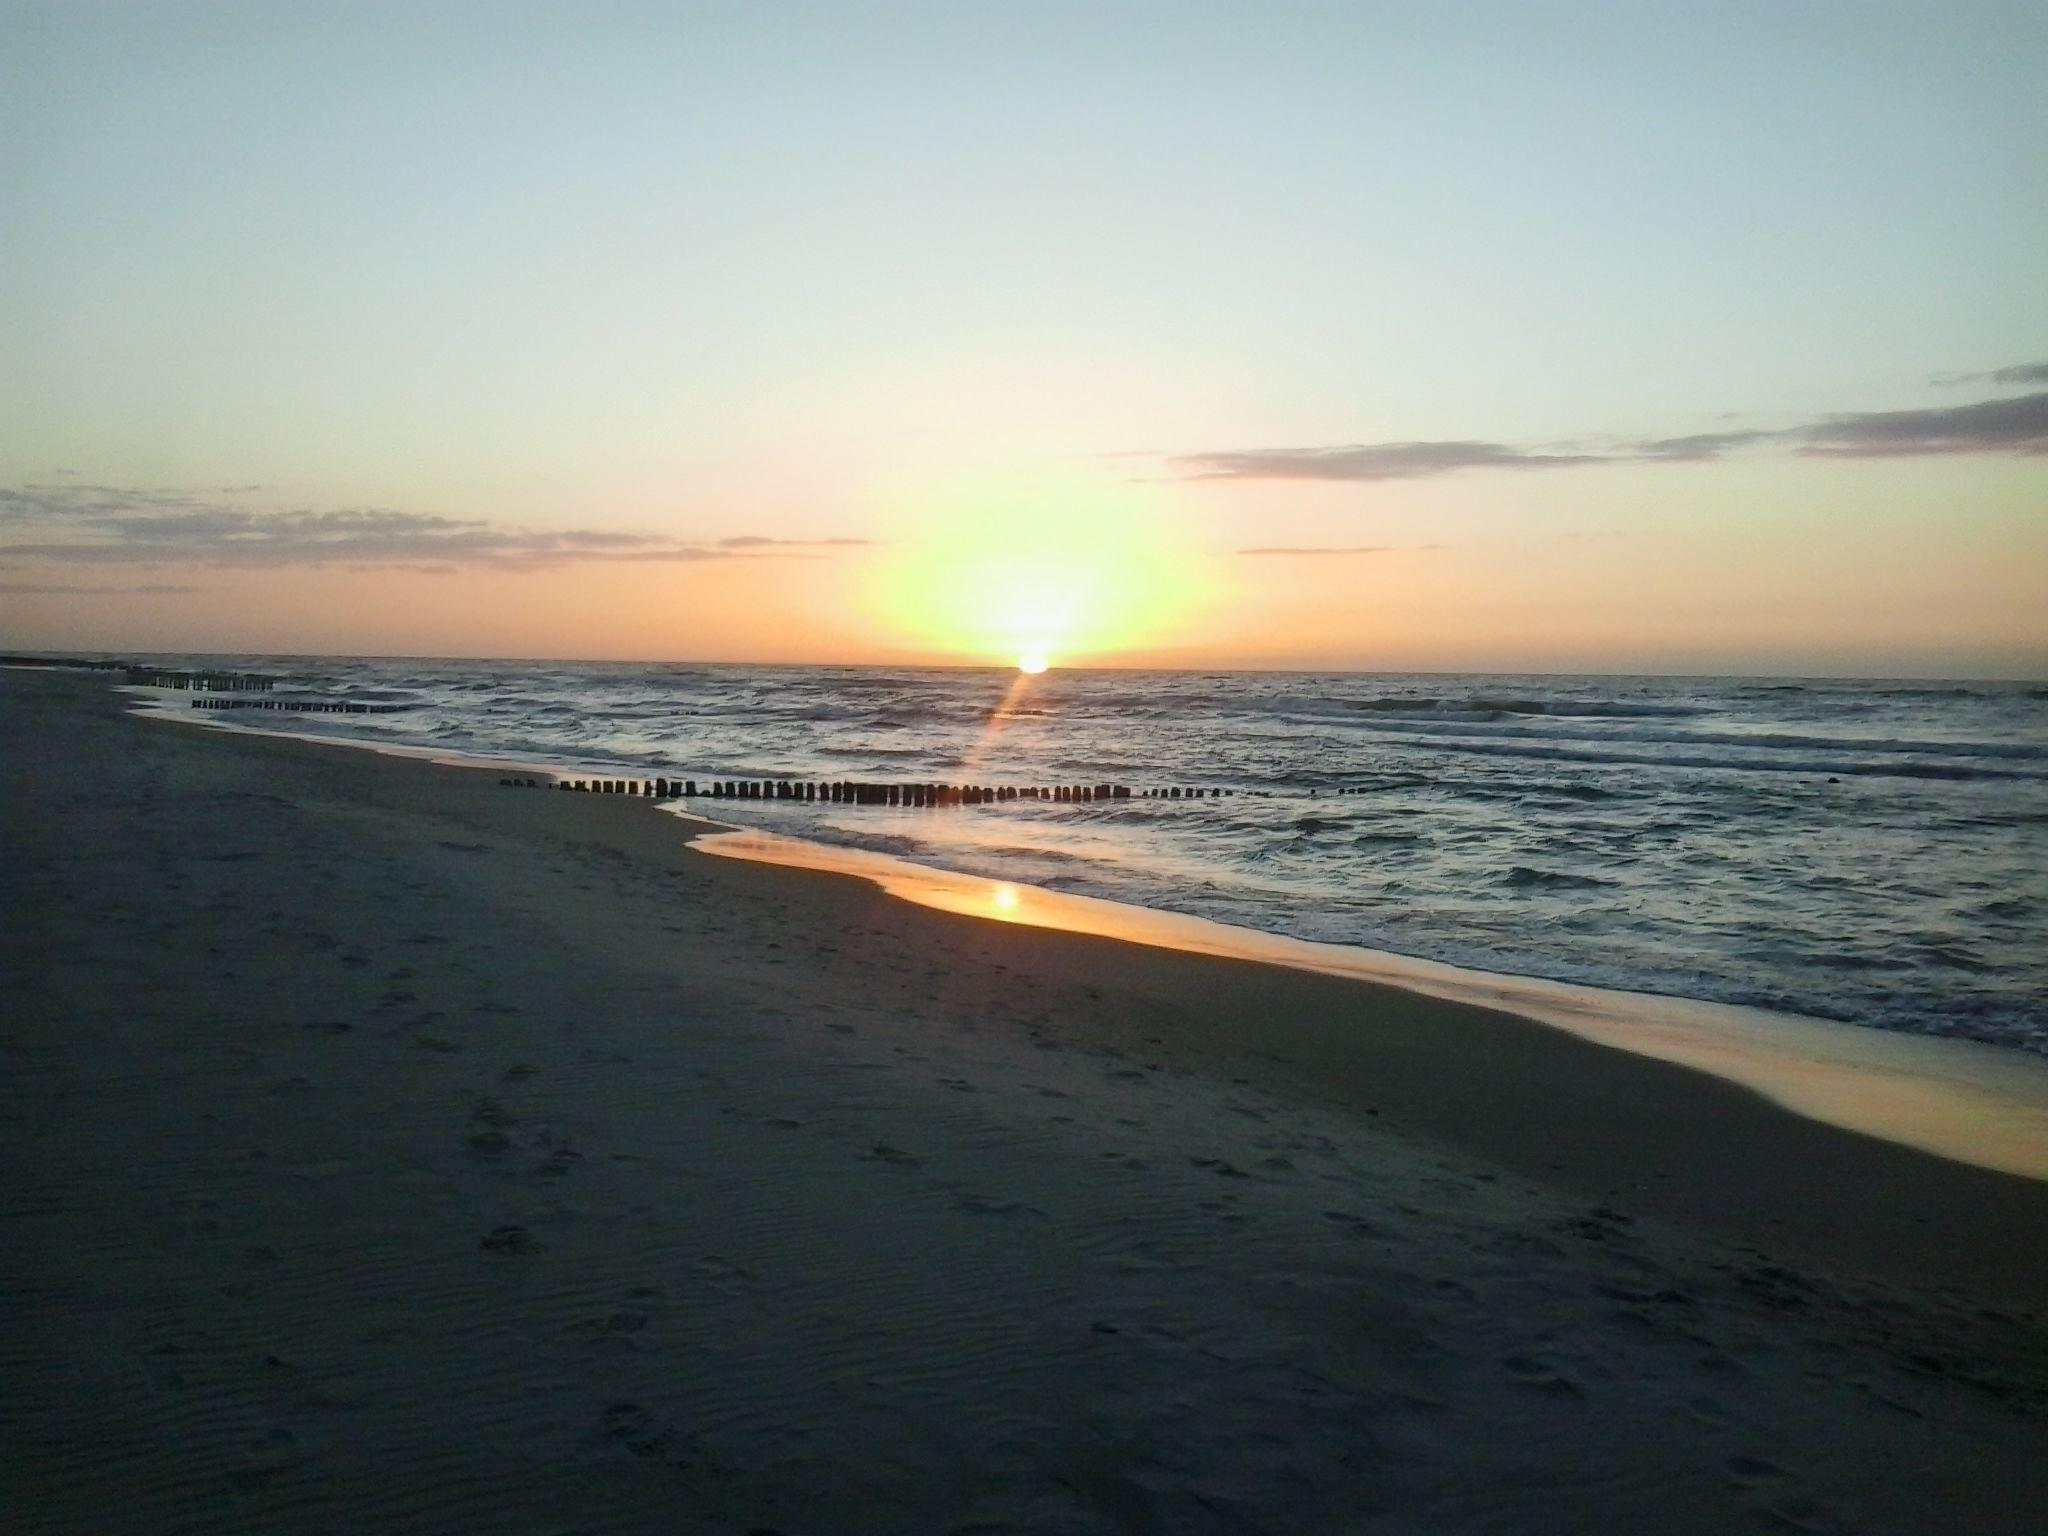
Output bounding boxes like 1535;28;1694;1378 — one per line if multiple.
4;667;2045;1534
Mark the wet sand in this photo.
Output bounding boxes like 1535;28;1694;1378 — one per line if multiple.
4;666;2045;1534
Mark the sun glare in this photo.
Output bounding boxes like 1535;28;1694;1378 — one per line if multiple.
863;474;1214;667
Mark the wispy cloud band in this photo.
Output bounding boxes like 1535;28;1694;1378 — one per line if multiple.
1182;443;1606;483
1932;361;2048;388
1169;375;2048;484
0;486;874;571
0;580;200;595
1798;391;2048;458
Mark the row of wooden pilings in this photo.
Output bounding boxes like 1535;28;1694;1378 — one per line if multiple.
190;697;403;714
129;667;274;691
500;777;1234;804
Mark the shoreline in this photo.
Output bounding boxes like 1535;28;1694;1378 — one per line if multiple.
694;826;2048;1181
9;666;2048;1532
135;682;2048;1181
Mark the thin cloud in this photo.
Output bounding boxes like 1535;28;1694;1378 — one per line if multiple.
1798;391;2048;458
1178;441;1612;483
0;581;200;595
1630;429;1785;461
1932;361;2048;388
0;485;871;571
1170;379;2048;483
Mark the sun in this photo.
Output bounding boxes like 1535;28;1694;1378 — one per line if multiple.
860;470;1217;669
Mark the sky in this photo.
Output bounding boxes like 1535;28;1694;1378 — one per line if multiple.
3;1;2044;675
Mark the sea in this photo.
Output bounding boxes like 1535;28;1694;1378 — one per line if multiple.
133;658;2048;1057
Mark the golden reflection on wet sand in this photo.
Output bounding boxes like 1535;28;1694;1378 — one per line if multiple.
691;824;2048;1182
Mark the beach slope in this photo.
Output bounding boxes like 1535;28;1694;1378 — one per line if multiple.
4;668;2044;1534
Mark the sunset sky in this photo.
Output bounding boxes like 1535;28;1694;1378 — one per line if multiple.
4;2;2044;675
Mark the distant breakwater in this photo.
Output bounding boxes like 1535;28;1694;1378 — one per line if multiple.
190;697;404;715
499;776;1241;806
129;666;275;692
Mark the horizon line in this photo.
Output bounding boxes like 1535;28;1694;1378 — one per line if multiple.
5;647;2042;687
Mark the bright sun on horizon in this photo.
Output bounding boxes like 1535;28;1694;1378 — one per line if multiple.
863;475;1216;669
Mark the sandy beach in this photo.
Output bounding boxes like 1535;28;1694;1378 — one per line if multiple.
5;665;2045;1534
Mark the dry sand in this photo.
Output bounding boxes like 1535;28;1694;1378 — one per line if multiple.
4;666;2045;1534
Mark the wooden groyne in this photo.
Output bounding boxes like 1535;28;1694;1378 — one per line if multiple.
500;777;1235;804
190;697;404;715
129;667;274;692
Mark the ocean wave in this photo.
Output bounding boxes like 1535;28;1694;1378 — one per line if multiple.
1365;735;2048;782
1502;865;1616;890
1315;712;2047;762
1367;696;1700;718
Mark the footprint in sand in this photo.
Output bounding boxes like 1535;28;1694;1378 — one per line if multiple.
1503;1356;1585;1397
570;1299;656;1347
599;1402;659;1453
1725;1455;1787;1486
691;1255;756;1295
480;1225;540;1255
1323;1210;1391;1238
527;1145;581;1180
955;1193;1045;1218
